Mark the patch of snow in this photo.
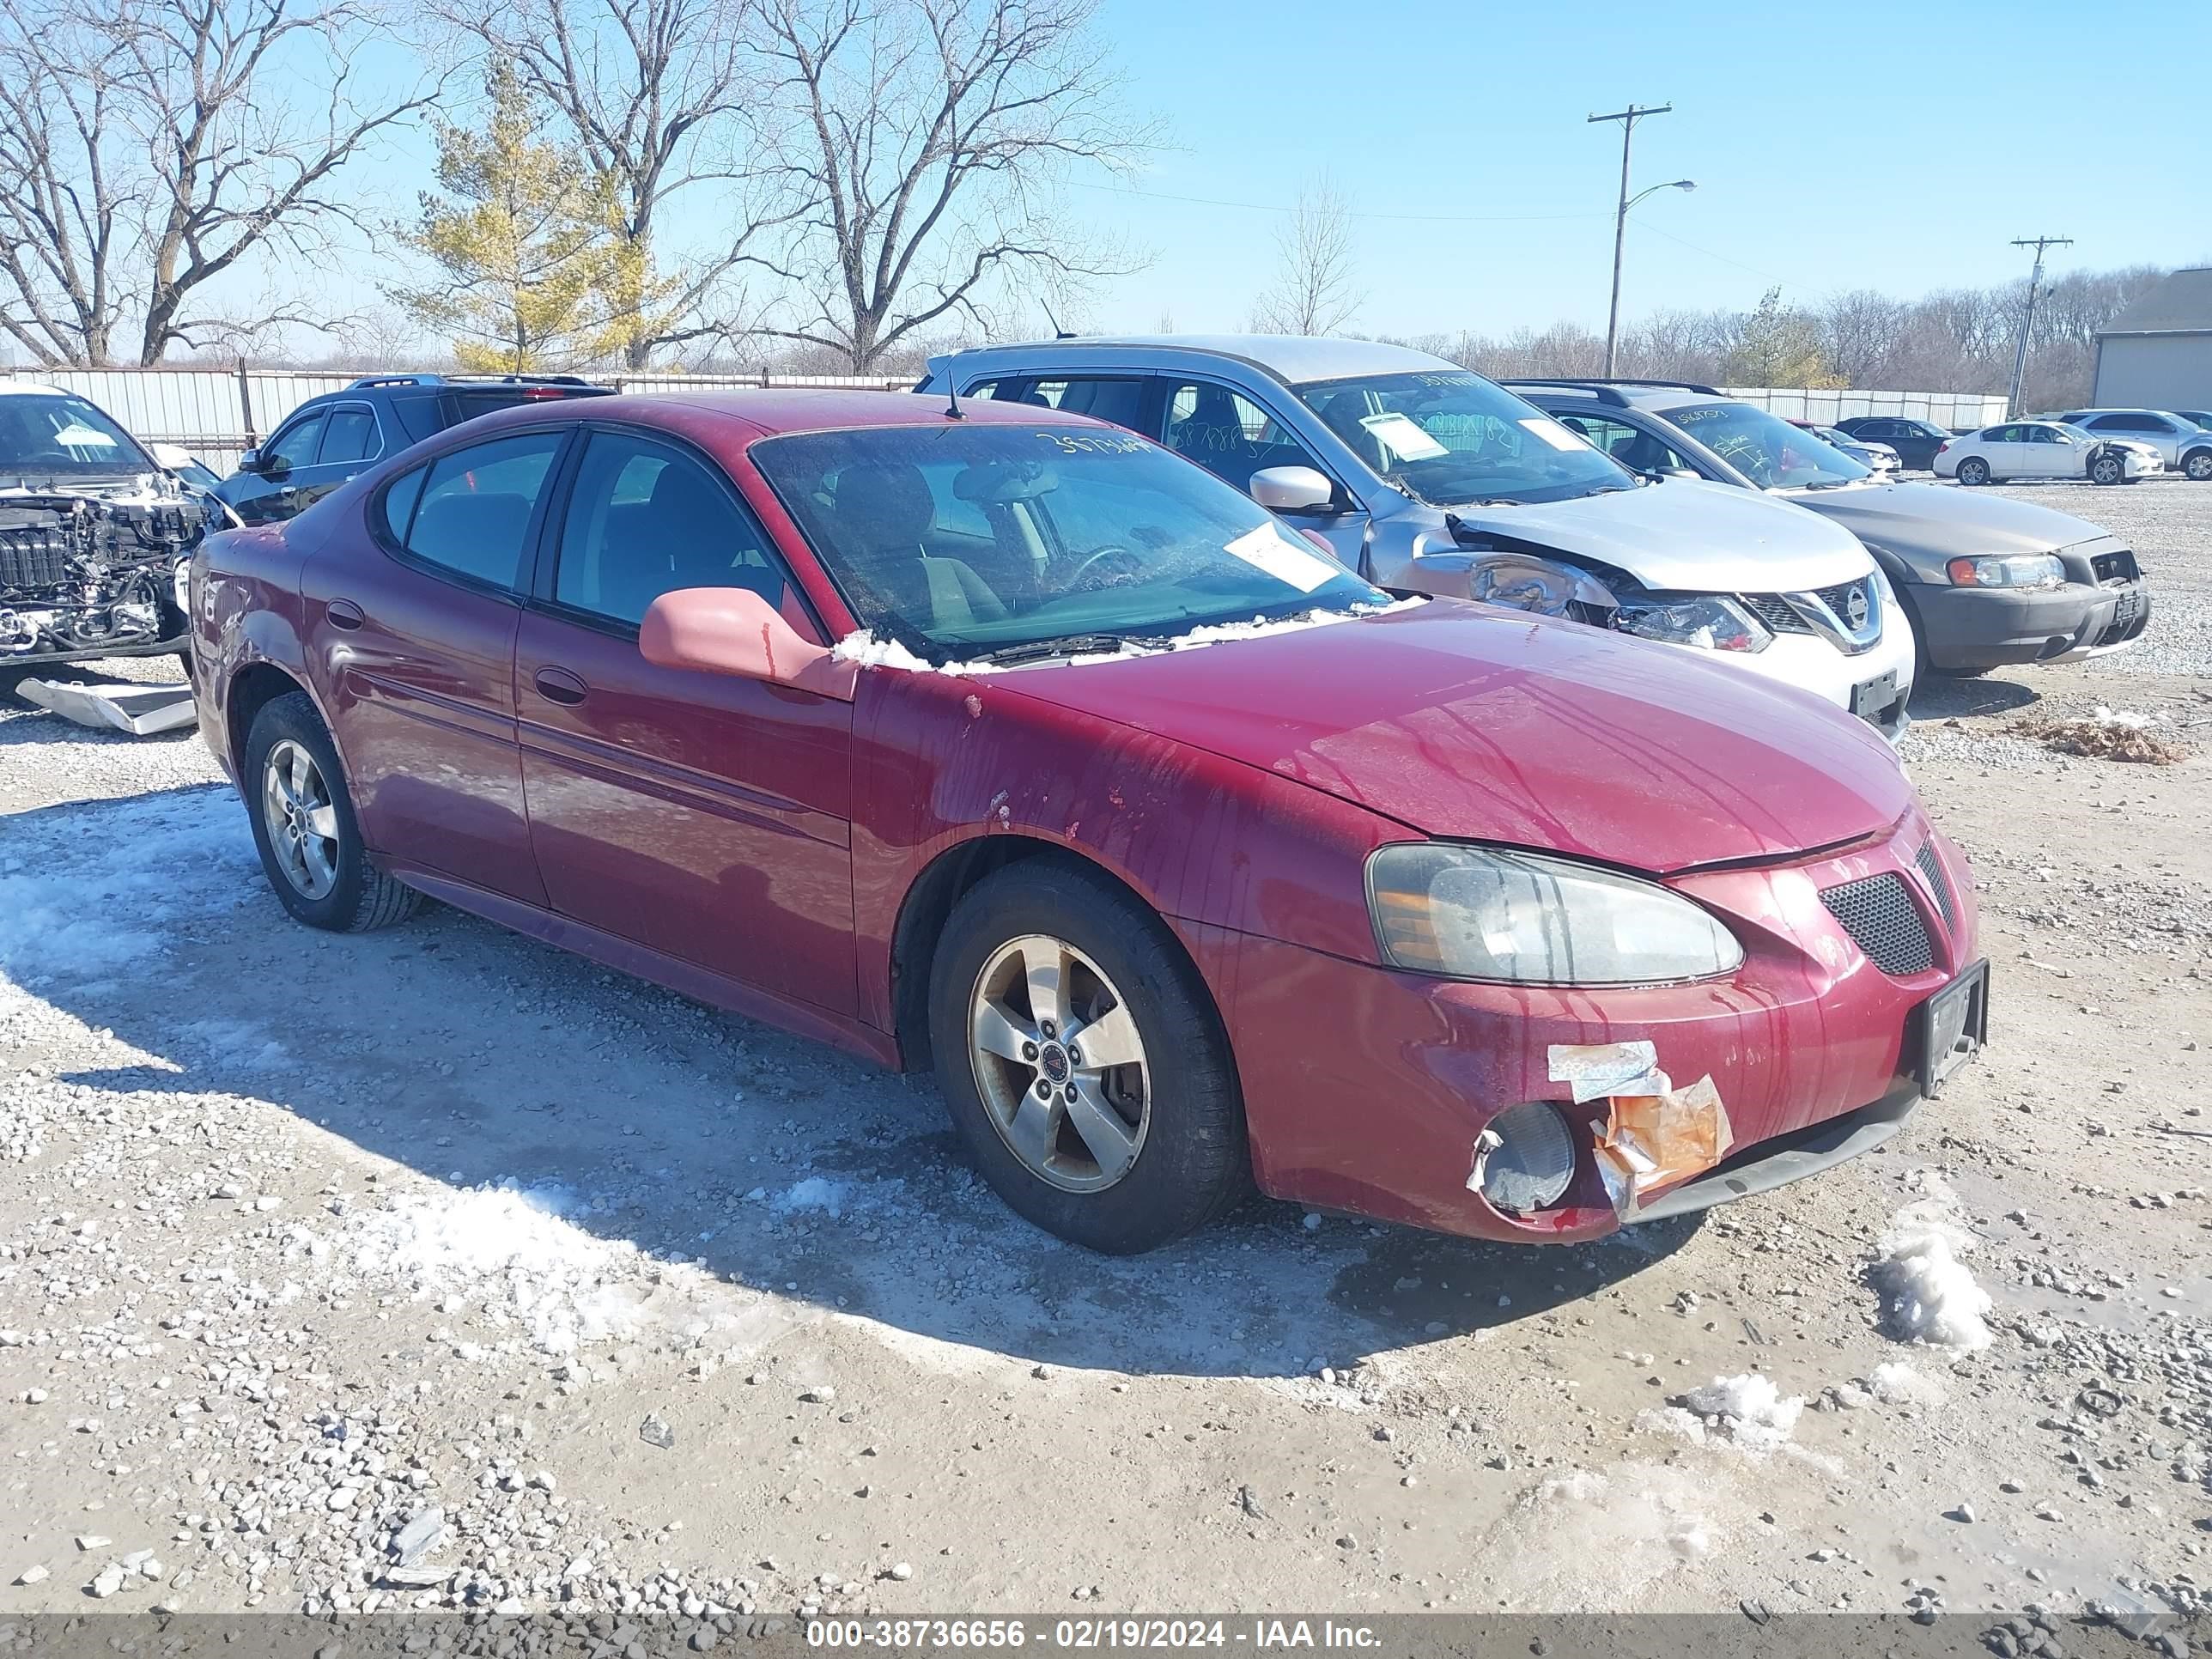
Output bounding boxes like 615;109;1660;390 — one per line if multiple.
1867;1359;1943;1405
2092;705;2154;731
0;787;255;983
1869;1170;1994;1351
771;1176;853;1218
1477;1462;1716;1610
830;599;1425;679
1644;1372;1804;1454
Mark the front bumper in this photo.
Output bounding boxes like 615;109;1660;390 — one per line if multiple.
1183;819;1982;1244
1911;573;2151;671
1712;622;1916;743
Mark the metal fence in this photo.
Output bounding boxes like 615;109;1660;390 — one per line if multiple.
0;366;914;470
0;364;2008;471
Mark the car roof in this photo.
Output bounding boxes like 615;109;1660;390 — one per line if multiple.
0;381;75;398
936;334;1459;386
1501;380;1733;414
459;386;1104;442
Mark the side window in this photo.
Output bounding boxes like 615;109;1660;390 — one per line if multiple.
1161;381;1321;495
1554;412;1688;474
1984;425;2019;444
319;407;379;465
2087;414;2127;431
402;431;566;591
1020;378;1148;430
265;414;326;472
380;465;428;542
553;431;794;629
2026;426;2061;444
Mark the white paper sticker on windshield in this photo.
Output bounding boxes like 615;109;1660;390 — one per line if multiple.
52;423;118;447
1223;523;1336;593
1518;416;1588;453
1358;411;1448;462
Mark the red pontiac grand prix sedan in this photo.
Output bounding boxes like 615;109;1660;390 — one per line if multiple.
191;390;1987;1254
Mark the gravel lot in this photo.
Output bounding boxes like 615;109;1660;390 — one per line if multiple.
2;482;2209;1635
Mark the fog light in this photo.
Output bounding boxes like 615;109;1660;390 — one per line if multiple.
1475;1101;1578;1212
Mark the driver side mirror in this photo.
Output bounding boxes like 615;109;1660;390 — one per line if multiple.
639;586;857;702
237;447;264;475
1249;465;1338;514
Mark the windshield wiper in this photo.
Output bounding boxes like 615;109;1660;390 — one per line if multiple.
964;632;1153;667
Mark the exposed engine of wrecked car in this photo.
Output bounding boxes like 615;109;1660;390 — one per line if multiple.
0;483;207;662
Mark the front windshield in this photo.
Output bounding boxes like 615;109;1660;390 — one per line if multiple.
1296;369;1634;506
1668;401;1873;489
750;422;1387;660
0;392;153;478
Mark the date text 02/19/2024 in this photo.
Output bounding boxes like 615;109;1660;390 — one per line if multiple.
804;1620;1382;1649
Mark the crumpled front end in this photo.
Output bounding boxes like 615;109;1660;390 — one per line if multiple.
1182;811;1983;1245
0;483;207;665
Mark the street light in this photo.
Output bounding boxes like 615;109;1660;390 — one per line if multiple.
1604;178;1695;376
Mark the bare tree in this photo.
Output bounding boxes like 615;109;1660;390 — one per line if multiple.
751;0;1149;372
1250;173;1360;337
0;0;435;364
447;0;797;367
1814;289;1909;386
0;5;131;364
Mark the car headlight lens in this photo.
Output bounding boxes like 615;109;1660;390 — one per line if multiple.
1463;553;1613;618
1367;843;1745;985
1946;554;2063;589
1614;595;1771;653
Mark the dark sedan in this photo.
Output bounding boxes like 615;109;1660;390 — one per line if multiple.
1832;416;1957;472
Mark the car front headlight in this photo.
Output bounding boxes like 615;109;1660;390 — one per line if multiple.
1462;552;1615;618
1945;554;2063;590
1367;843;1744;985
1614;595;1771;653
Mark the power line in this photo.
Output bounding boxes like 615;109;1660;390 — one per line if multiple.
1070;179;1611;226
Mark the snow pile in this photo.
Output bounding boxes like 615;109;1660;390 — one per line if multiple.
771;1176;853;1218
1477;1463;1715;1608
1868;1359;1944;1405
347;1179;653;1354
1646;1372;1804;1453
1869;1170;1995;1351
831;633;994;676
2093;705;2154;731
0;787;254;983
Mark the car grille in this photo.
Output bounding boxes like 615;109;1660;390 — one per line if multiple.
2092;550;2138;583
1913;843;1957;932
1821;872;1934;975
1738;593;1812;633
0;527;74;591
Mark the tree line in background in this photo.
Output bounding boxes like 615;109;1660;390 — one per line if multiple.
0;0;2175;401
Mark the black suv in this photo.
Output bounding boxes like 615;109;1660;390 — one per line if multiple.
214;374;614;526
1829;416;1955;472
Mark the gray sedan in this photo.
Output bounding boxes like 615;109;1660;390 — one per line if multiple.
1505;380;2152;677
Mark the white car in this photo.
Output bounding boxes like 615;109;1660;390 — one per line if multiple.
922;337;1920;742
1935;421;2163;486
2055;409;2212;479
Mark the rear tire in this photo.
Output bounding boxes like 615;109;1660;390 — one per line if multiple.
1956;457;1990;486
242;690;420;933
2184;448;2212;482
927;858;1249;1254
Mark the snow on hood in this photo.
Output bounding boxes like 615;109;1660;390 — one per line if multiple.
830;599;1425;676
1439;475;1870;592
1777;478;2120;562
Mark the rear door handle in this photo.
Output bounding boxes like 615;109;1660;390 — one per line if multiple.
533;665;589;706
327;599;365;630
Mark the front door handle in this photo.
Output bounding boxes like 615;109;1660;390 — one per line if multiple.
327;599;365;630
533;665;588;706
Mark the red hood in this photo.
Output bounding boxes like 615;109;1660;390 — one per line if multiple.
994;601;1914;872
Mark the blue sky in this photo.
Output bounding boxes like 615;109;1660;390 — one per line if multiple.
1054;0;2212;337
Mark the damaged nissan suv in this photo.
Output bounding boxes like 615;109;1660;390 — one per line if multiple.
0;383;209;672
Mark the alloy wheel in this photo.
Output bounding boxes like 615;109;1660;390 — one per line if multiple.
968;934;1150;1193
2093;456;2123;485
260;738;341;900
2187;453;2212;482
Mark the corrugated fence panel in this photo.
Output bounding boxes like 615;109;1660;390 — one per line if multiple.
1723;386;2008;427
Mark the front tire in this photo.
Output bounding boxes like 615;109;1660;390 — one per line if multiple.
242;690;420;933
2090;452;2125;486
927;859;1249;1253
1956;457;1991;486
2184;449;2212;483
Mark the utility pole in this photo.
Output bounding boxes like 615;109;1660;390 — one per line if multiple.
2008;234;2073;416
1590;103;1669;378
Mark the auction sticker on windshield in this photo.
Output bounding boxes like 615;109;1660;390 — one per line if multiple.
1222;523;1337;592
1518;416;1589;453
1359;411;1448;462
